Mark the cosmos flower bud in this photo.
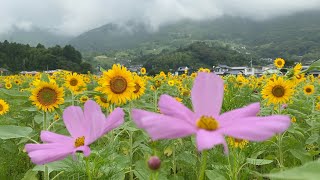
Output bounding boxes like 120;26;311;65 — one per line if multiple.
148;156;161;171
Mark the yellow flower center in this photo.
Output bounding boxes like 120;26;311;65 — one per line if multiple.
37;87;58;106
277;61;283;66
74;136;85;148
70;78;78;86
110;76;127;94
196;116;219;131
0;104;3;111
272;85;285;98
234;138;244;143
134;83;141;93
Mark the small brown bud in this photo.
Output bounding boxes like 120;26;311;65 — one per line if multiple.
148;156;161;171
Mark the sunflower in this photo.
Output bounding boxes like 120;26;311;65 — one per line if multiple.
168;80;175;86
0;99;9;115
98;64;135;105
291;117;297;123
303;85;315;95
132;75;146;100
5;82;12;89
65;73;86;93
261;77;294;105
274;58;285;69
293;73;306;84
94;95;110;109
80;95;89;103
293;63;302;75
14;79;22;85
316;102;320;111
54;114;60;121
140;68;146;75
30;81;64;112
227;137;249;149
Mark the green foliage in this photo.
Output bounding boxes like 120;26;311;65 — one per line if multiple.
0;41;92;73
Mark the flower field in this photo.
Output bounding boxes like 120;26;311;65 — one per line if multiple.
0;60;319;180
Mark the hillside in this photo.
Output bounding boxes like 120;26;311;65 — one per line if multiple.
70;11;320;61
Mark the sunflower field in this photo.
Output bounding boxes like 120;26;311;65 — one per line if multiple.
0;60;319;180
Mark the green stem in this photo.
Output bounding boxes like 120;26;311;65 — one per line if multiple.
173;145;176;178
85;157;92;180
43;111;49;180
129;130;134;180
198;150;207;180
278;104;284;168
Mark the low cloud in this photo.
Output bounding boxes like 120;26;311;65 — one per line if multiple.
0;0;320;36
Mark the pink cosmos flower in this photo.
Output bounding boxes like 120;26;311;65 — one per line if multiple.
25;100;124;165
132;72;290;152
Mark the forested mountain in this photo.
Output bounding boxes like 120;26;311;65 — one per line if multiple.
70;11;320;61
0;41;91;73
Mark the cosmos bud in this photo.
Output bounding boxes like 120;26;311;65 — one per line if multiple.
148;156;161;171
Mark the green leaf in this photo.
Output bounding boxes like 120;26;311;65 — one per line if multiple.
22;169;38;180
306;134;319;144
100;66;106;72
33;158;71;173
206;170;226;180
302;59;320;73
246;158;273;165
0;125;33;139
264;160;320;180
289;149;312;164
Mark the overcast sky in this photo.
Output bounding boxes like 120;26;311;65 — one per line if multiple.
1;0;320;36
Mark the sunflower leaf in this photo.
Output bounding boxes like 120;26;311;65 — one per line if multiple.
0;125;33;139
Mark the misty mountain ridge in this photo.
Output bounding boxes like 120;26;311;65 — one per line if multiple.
69;11;320;58
0;26;73;47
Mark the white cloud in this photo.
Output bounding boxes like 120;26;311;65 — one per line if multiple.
0;0;319;36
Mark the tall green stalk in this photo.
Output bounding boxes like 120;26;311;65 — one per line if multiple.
85;157;92;180
43;111;49;180
198;150;208;180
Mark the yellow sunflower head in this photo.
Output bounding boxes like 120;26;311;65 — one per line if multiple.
316;102;320;111
168;80;175;86
98;64;135;105
261;77;294;105
29;81;64;112
80;95;89;103
274;58;285;69
94;95;110;109
5;82;12;89
303;85;315;95
293;63;302;75
140;68;146;75
227;137;249;149
0;99;9;115
65;73;86;93
132;75;146;100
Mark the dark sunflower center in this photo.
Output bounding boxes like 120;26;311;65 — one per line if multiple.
110;76;127;94
234;138;243;143
277;61;283;65
272;85;285;97
296;75;302;79
134;83;141;93
196;116;219;131
305;88;312;93
0;104;3;111
37;87;58;106
100;97;108;103
70;78;78;86
74;136;85;148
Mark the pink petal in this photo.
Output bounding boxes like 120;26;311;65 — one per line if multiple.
83;100;108;144
218;103;260;126
40;131;73;144
63;106;86;138
73;146;91;158
25;143;74;165
196;130;228;153
158;94;195;125
132;109;196;140
219;115;291;141
191;72;224;118
103;107;124;134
